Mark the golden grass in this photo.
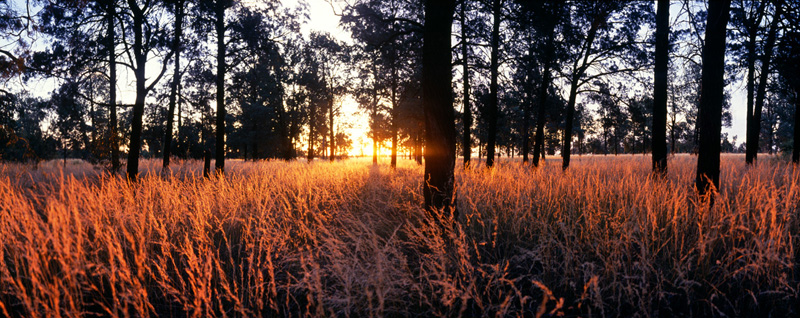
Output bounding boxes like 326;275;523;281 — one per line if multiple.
0;154;798;317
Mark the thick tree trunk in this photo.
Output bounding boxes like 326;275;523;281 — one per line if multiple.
652;0;669;175
485;0;500;167
696;0;731;198
422;0;456;215
215;0;226;174
106;1;120;172
461;0;472;169
747;4;782;164
522;39;533;164
162;0;183;171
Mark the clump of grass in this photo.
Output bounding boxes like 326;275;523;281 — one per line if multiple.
0;155;798;317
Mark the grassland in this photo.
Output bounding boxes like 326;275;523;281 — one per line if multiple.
0;154;798;317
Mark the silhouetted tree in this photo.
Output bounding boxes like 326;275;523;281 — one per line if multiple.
696;0;732;198
422;0;456;216
653;0;668;174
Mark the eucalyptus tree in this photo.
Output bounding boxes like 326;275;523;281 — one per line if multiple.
696;0;732;198
652;0;669;174
307;32;350;161
558;1;651;170
422;0;457;215
161;0;186;171
341;0;423;168
120;0;175;180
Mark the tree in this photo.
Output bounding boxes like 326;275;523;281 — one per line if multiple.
422;0;456;216
653;0;669;174
162;0;185;171
696;0;732;197
123;0;175;180
745;1;783;164
559;1;650;170
484;0;502;167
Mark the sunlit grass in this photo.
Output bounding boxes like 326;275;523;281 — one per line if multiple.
0;154;798;317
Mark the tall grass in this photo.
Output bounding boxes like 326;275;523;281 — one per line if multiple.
0;154;798;317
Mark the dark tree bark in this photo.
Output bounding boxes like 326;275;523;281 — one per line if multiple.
747;3;783;164
744;2;767;164
532;21;556;168
696;0;731;197
562;17;600;171
485;0;500;167
214;0;226;174
652;0;669;175
125;1;147;181
422;0;457;215
162;0;183;171
329;92;335;161
308;102;315;161
390;43;398;168
794;92;799;164
522;36;533;164
461;0;472;169
106;0;120;172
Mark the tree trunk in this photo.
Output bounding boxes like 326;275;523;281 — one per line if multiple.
522;39;533;164
422;0;457;216
485;0;500;167
793;91;799;164
390;44;398;168
652;0;668;175
696;0;731;198
162;0;183;171
329;95;335;161
106;1;120;172
532;21;555;167
461;0;472;169
215;0;226;174
373;138;378;164
748;3;782;164
308;102;315;161
745;2;766;164
561;16;600;170
125;3;147;181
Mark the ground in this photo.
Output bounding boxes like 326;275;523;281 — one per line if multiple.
0;154;798;317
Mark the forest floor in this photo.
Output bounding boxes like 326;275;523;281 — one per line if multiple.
0;154;798;317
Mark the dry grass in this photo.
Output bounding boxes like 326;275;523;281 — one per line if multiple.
0;154;798;317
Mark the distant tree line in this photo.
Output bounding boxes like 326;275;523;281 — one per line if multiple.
1;0;799;203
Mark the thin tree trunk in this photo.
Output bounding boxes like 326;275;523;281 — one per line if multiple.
422;0;457;216
329;95;335;161
215;0;226;174
308;102;315;161
107;1;120;172
652;0;668;175
390;44;398;168
533;21;555;167
162;0;183;171
485;0;500;167
696;0;731;198
748;3;783;163
562;16;600;170
793;91;799;164
745;2;766;164
461;0;472;169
